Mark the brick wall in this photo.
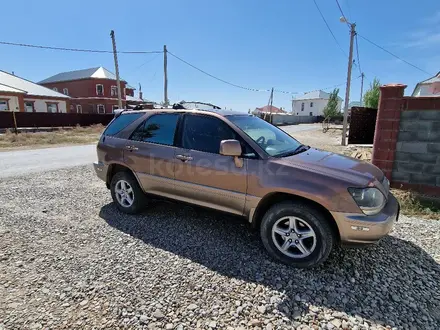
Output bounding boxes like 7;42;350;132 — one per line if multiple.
41;78;127;114
72;99;126;114
42;79;128;99
126;88;135;97
372;84;440;195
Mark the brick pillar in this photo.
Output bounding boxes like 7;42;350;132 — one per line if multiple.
18;94;25;112
372;84;407;180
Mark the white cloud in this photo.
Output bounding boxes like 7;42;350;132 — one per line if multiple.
404;31;440;49
399;12;440;49
425;11;440;24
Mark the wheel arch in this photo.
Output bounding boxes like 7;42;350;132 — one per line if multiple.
251;192;340;242
106;163;141;190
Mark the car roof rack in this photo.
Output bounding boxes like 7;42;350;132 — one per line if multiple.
172;101;221;110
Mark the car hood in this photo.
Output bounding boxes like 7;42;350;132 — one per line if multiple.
276;148;383;186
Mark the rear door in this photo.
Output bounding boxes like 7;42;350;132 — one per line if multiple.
98;112;145;165
124;113;180;196
173;114;248;215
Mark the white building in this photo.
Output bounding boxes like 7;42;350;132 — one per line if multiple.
0;70;69;112
292;90;342;116
412;71;440;97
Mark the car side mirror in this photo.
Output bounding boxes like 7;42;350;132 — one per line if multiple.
220;139;243;168
220;139;242;157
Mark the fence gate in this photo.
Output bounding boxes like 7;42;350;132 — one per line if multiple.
348;107;378;144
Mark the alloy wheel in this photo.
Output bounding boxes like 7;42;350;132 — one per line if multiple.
115;179;134;207
271;216;317;258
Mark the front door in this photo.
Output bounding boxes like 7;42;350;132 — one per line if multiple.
174;114;247;215
124;113;180;196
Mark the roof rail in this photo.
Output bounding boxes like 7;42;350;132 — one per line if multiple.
114;109;125;118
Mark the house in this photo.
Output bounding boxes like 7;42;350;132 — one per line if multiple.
412;71;440;97
347;101;362;116
348;101;361;109
292;90;342;116
124;84;155;109
39;67;138;114
0;70;70;113
253;105;286;115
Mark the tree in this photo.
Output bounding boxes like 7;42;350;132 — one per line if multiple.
323;88;341;118
363;78;380;109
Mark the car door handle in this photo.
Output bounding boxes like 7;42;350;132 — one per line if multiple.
176;154;193;162
126;145;139;151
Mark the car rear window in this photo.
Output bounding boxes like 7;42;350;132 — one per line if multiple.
130;113;180;146
104;113;144;136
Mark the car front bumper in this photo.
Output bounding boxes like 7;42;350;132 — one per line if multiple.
331;193;400;245
93;161;108;183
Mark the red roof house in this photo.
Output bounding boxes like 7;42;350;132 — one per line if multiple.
253;105;286;114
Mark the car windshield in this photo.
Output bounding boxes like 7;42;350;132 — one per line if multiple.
227;115;302;157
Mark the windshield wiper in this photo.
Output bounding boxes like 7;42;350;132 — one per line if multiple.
276;144;310;157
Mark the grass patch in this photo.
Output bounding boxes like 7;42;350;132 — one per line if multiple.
392;189;440;220
0;125;104;149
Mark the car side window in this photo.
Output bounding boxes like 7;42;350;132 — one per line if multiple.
182;115;256;157
130;113;179;146
104;113;144;136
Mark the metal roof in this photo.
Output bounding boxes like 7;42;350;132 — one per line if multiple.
0;71;70;98
294;90;343;101
0;82;26;94
126;95;143;102
411;71;440;96
417;71;440;85
255;105;285;113
348;101;361;108
39;66;132;86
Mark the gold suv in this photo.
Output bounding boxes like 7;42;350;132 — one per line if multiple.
94;109;399;268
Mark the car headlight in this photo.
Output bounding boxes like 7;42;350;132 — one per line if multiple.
348;187;386;215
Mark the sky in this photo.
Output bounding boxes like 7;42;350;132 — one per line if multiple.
1;0;439;112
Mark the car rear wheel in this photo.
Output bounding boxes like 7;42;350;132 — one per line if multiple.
110;171;146;214
260;201;334;268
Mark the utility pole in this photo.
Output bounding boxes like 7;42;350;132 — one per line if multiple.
110;30;123;109
163;45;168;106
360;72;365;107
268;87;274;115
264;88;274;122
341;22;356;146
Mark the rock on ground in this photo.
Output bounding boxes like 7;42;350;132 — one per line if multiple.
0;166;439;329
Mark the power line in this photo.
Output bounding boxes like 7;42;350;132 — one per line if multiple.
357;34;433;76
128;53;162;75
276;75;362;96
169;50;361;96
335;0;350;27
312;0;347;57
334;0;363;74
345;0;353;21
275;80;351;95
167;50;271;92
355;34;362;75
0;40;162;54
303;74;362;95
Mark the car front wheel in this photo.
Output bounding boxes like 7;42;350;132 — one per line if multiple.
260;201;334;268
110;171;146;214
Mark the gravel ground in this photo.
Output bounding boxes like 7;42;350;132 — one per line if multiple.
1;166;439;330
286;126;346;155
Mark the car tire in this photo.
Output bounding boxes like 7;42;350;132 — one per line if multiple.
260;201;334;268
110;171;147;214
